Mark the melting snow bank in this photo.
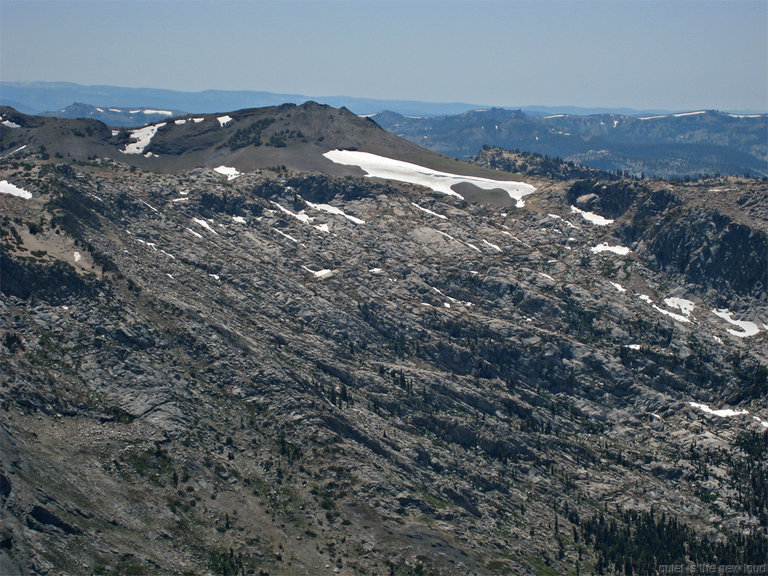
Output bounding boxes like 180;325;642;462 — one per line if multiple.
0;180;32;199
570;205;614;226
213;166;241;181
711;309;761;337
122;123;166;154
590;243;631;256
323;150;535;205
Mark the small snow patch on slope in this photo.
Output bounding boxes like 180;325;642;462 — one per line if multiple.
638;294;691;324
689;402;748;418
571;206;614;226
305;201;364;224
664;297;695;318
323;150;535;205
192;218;218;235
2;120;20;128
591;243;630;256
0;180;32;199
711;309;760;337
214;166;241;181
412;203;447;219
302;266;333;278
217;115;233;127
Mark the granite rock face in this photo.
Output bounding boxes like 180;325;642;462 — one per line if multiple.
0;109;767;575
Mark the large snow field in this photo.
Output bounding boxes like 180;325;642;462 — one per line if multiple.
323;150;536;205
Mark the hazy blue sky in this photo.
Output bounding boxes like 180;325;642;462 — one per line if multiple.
1;0;766;111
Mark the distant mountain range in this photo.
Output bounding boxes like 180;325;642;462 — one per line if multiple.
3;82;765;179
7;80;758;119
373;108;768;179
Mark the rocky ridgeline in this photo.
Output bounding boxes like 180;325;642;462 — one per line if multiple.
0;137;766;574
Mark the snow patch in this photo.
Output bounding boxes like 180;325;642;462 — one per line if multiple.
2;120;21;128
591;243;630;256
305;201;365;224
302;266;333;279
323;150;536;204
0;180;32;199
143;109;173;116
571;206;614;226
482;239;503;252
638;294;690;324
271;202;313;224
175;119;187;125
213;166;241;181
711;309;760;337
689;402;748;418
609;282;626;293
122;123;166;154
231;216;246;224
673;111;707;117
664;297;695;318
186;227;203;239
274;229;298;243
412;203;447;219
192;218;218;235
193;117;205;123
73;251;82;263
217;115;233;127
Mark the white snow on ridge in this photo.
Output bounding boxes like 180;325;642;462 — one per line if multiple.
591;243;631;256
571;206;614;226
2;120;21;128
0;180;32;199
122;123;166;154
175;119;187;125
217;115;233;127
214;166;242;181
711;309;760;337
193;117;205;123
323;150;536;205
142;109;173;116
305;201;365;224
673;111;707;117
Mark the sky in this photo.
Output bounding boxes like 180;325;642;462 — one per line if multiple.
1;0;766;112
